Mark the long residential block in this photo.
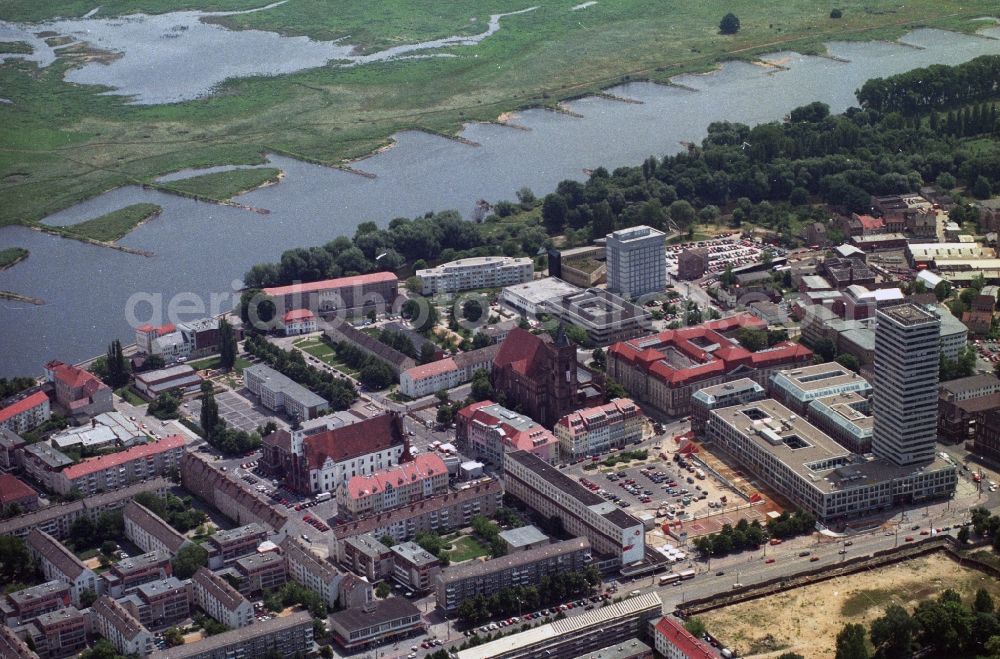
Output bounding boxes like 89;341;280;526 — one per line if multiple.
149;609;314;659
191;567;254;629
26;529;98;608
53;435;185;496
417;256;533;295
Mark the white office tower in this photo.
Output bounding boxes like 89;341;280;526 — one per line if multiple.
606;225;666;300
872;304;940;466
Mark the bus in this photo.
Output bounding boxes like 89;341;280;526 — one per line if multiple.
659;573;681;586
678;569;696;580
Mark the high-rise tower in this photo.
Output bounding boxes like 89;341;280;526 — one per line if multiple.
872;304;940;466
606;225;666;300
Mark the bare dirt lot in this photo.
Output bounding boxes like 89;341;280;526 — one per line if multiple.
700;552;1000;658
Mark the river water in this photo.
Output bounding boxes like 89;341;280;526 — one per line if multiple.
1;26;999;376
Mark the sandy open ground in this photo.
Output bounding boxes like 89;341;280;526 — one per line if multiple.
700;552;1000;658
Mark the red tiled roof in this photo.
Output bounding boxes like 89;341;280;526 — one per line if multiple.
0;390;48;425
61;434;184;479
303;414;405;469
263;272;397;298
45;360;107;391
402;357;457;381
283;308;315;322
136;323;176;335
346;453;447;500
654;616;715;659
0;474;37;506
856;214;885;230
493;328;549;378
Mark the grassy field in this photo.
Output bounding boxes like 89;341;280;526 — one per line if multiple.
58;202;161;242
0;247;28;269
155;168;281;202
0;1;997;228
186;354;251;372
0;41;32;55
115;386;147;406
294;337;360;375
447;535;491;563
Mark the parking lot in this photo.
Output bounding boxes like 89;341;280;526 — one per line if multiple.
666;235;788;279
186;389;279;433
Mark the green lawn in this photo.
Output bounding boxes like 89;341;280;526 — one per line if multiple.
115;386;147;406
186;354;251;373
155;168;281;202
56;203;161;242
1;0;997;227
0;247;28;269
446;535;490;563
295;337;360;375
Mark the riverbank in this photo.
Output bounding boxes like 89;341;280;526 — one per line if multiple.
47;202;162;242
1;0;997;228
0;247;28;270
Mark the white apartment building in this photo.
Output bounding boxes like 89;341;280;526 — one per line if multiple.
554;398;644;461
244;363;330;421
398;344;499;399
92;595;155;658
0;390;51;435
191;567;254;629
280;537;345;609
26;530;99;608
606;225;666;300
123;501;191;556
873;304;940;466
417;256;533;295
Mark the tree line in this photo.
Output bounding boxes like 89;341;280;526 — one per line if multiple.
456;565;601;624
692;510;816;558
244;333;357;410
331;340;396;391
856;55;1000;116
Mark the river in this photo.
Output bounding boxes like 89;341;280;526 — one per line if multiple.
1;26;999;376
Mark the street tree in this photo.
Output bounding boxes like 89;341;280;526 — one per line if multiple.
835;623;871;659
218;318;237;370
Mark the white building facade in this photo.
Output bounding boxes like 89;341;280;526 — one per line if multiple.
417;257;533;295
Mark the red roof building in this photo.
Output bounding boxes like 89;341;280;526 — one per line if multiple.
456;400;560;469
608;314;812;416
43;360;112;418
279;308;318;336
55;435;185;496
0;389;51;434
652;616;715;659
0;474;39;511
263;272;399;317
339;453;449;518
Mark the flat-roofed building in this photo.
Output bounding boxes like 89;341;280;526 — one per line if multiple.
580;639;654;659
769;363;873;414
417;256;533;295
342;534;393;582
554;398;644;461
26;530;98;608
1;581;71;627
499;277;582;317
807;391;874;454
677;248;708;281
705;399;956;521
53;434;185;497
435;537;591;612
149;609;313;659
50;411;145;452
0;426;26;472
233;552;286;597
690;379;767;435
609;315;813;416
22;443;73;493
456;401;559;471
0;389;50;435
390;541;440;593
25;607;88;659
540;288;652;346
92;595;155;658
873;304;941;467
606;226;666;300
263;271;398;317
330;478;503;557
328;598;424;650
120;577;192;631
244;364;330;422
101;550;173;598
124;501;191;557
205;523;268;569
339;453;449;519
454;592;662;659
133;365;203;399
191;567;254;629
503;451;644;567
498;525;548;553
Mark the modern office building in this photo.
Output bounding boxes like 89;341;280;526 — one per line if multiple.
328;598;424;650
705;399;956;521
606;226;666;299
769;363;872;415
341;534;394;582
434;537;591;612
554;398;644;461
690;379;767;435
499;277;581;317
807;392;874;454
540;288;652;346
873;304;940;466
503;451;644;567
417;256;533;295
455;592;663;659
232;552;287;597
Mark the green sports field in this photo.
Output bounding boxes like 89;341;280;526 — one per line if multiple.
0;0;997;229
